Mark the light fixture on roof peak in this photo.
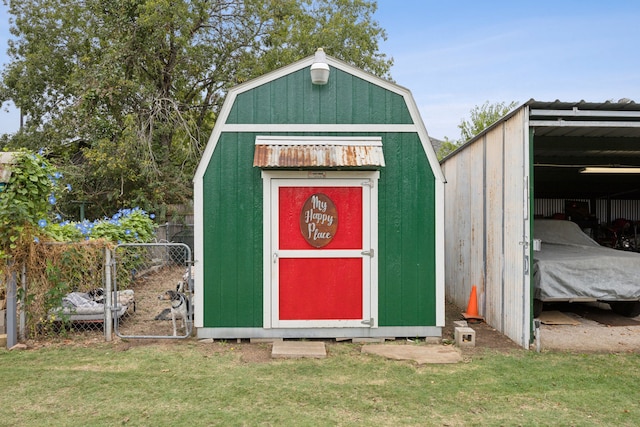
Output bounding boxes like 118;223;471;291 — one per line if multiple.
310;48;330;85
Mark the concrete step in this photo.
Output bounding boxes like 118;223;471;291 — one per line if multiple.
271;341;327;359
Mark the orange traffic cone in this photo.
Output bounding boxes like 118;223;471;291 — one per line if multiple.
462;285;483;321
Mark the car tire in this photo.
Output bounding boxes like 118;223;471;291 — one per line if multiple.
609;301;640;317
533;299;543;317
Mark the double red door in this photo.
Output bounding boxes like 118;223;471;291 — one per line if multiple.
269;177;374;328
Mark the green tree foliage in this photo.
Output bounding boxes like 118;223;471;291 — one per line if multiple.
0;0;392;218
436;137;460;161
437;100;518;160
458;100;519;143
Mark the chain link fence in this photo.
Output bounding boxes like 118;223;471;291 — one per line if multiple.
156;223;194;257
113;243;193;339
3;241;192;343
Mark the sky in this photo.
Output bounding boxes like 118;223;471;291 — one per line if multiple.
1;1;640;140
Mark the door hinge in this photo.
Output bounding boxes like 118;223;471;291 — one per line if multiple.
361;179;374;188
361;249;374;257
361;318;374;326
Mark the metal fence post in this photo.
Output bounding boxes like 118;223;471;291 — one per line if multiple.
6;270;17;348
19;265;26;341
105;248;112;341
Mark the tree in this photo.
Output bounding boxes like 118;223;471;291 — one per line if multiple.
458;100;518;143
437;100;518;160
0;0;392;219
436;137;460;161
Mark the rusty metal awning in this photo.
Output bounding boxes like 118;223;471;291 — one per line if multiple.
253;136;385;169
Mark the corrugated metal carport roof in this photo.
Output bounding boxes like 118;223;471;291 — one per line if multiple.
528;99;640;111
528;99;640;138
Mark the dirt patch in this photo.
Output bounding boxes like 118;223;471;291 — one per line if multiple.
108;338;274;363
443;300;522;354
237;342;274;363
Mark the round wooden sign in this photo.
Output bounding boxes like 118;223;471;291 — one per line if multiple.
299;193;338;248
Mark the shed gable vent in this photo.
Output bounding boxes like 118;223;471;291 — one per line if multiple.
253;136;385;169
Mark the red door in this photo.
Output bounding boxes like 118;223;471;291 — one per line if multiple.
270;178;373;328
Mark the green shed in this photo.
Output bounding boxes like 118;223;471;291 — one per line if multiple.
194;50;446;339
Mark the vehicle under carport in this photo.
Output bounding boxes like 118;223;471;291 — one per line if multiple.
441;99;640;348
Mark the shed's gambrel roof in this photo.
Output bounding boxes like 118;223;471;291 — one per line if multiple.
194;53;445;183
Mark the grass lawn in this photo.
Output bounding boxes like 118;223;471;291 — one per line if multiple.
1;339;639;426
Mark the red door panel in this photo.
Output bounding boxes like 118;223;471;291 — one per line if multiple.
279;258;363;320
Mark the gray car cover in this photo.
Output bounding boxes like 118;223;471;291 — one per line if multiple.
533;219;640;301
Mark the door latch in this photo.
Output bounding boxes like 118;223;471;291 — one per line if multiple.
361;249;374;257
361;318;374;326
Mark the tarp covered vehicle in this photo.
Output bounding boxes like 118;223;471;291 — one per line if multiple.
533;219;640;317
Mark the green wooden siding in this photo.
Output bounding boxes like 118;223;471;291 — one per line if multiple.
378;133;436;326
226;68;413;125
202;66;437;328
203;132;263;327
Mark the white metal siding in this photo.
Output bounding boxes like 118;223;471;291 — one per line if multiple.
484;125;505;329
443;141;486;309
443;107;531;348
502;110;530;346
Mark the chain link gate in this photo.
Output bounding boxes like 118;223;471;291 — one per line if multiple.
112;243;193;339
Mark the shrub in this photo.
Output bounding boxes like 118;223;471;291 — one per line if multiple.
45;208;156;244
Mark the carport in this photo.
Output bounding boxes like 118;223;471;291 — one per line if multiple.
441;99;640;348
534;100;640;215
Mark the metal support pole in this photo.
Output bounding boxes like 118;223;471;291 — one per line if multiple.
6;271;17;348
104;248;112;342
19;265;26;341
